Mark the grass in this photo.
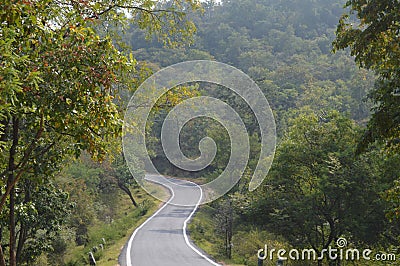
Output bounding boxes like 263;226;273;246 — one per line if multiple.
188;205;303;266
95;200;159;266
188;205;293;266
188;205;220;258
189;206;395;266
188;204;249;266
64;182;168;266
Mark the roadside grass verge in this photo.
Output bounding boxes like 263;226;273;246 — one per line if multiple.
189;205;393;266
64;183;166;266
188;205;301;266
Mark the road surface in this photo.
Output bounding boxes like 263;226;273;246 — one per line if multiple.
119;174;220;266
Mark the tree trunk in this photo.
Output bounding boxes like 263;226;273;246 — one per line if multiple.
9;188;16;266
0;184;6;266
118;183;138;207
223;198;233;259
0;115;43;214
225;216;229;257
227;199;233;259
0;245;6;266
16;226;27;263
16;182;31;263
7;117;19;266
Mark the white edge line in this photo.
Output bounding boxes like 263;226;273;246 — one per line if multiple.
126;177;175;266
126;176;221;266
183;181;221;266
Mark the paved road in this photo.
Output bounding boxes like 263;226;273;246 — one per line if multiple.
119;174;220;266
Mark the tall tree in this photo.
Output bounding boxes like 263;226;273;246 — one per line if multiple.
333;0;400;232
0;0;200;265
333;0;400;154
112;153;142;207
14;182;71;264
264;111;388;265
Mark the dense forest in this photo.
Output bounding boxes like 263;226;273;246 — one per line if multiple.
0;0;399;265
129;0;400;265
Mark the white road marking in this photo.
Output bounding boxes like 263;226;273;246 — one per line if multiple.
182;181;221;266
125;179;175;266
125;176;221;266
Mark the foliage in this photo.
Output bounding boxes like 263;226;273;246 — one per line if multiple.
333;0;400;154
15;182;72;264
52;155;157;265
385;179;400;221
1;0;398;264
126;0;400;264
0;0;201;264
263;112;389;255
333;0;400;235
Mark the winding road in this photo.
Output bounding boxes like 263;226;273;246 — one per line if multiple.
119;174;220;266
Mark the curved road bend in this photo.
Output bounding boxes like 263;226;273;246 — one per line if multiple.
119;174;220;266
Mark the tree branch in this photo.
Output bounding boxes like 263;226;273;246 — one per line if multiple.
0;114;45;213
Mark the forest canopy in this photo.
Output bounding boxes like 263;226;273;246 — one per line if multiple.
0;0;399;265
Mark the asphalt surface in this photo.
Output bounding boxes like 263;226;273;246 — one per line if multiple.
119;174;220;266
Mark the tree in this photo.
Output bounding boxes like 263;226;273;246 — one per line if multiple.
333;0;400;154
112;153;142;207
214;196;234;259
13;182;72;264
0;0;200;264
264;111;388;265
333;0;400;230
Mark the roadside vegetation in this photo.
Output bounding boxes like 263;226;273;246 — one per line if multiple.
1;0;399;265
49;154;158;265
130;1;400;265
